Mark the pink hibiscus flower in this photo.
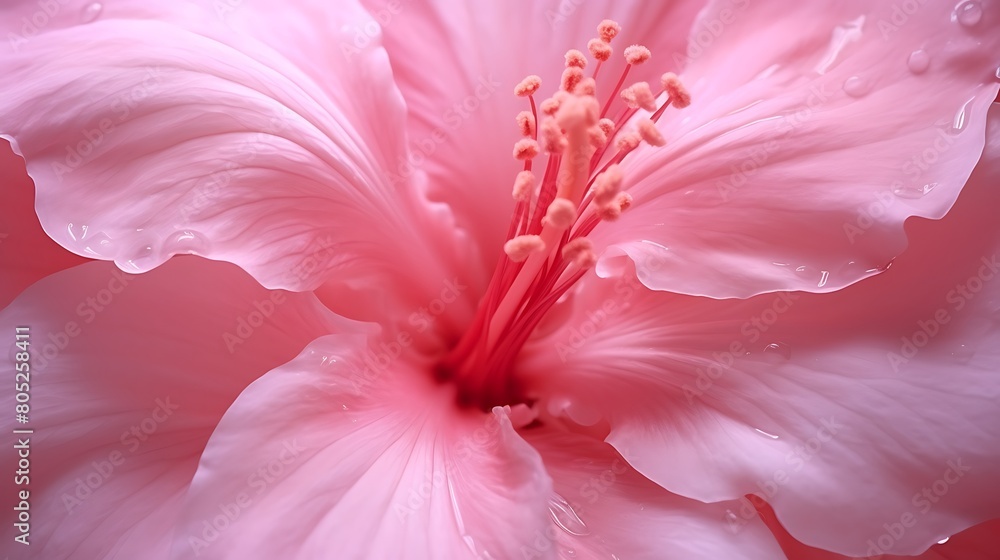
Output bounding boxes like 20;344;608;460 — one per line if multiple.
2;0;1000;558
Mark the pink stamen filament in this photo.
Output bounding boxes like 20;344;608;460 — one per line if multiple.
439;22;688;410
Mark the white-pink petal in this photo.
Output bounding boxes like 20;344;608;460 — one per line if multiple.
174;334;553;559
0;256;343;559
0;1;465;317
595;0;1000;297
522;105;1000;556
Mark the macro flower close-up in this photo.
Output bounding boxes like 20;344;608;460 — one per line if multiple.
2;0;1000;558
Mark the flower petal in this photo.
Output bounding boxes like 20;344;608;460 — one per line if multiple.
0;140;85;308
756;499;1000;560
363;0;707;265
522;105;1000;556
0;0;463;305
0;256;341;559
522;427;786;559
595;0;1000;297
173;334;552;560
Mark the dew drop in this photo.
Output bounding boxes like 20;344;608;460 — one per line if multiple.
166;229;209;255
868;259;894;274
83;231;115;257
763;342;792;361
818;270;830;288
843;76;870;98
938;536;950;545
755;428;781;440
67;222;89;242
549;494;590;537
951;98;974;134
907;50;930;74
892;182;937;199
724;510;741;533
565;399;602;427
953;0;982;26
81;2;103;24
121;241;158;272
949;344;974;364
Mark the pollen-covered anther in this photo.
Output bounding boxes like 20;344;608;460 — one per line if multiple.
614;132;641;153
617;192;633;212
565;49;588;69
542;198;578;230
513;138;540;160
516;111;536;137
598;19;621;42
597;192;633;222
540;91;568;116
561;67;585;92
620;82;657;111
587;38;612;62
598;118;616;137
554;95;600;201
512;170;535;201
504;235;546;262
587;125;607;149
562;237;597;268
623;45;651;65
593;164;623;205
661;72;691;108
556;93;599;131
574;77;597;97
637;119;666;147
540;118;567;153
514;75;542;97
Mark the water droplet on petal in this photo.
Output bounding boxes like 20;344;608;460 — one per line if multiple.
763;342;792;361
818;270;830;288
949;344;974;364
868;259;894;274
893;183;937;199
67;222;90;242
165;229;209;255
907;50;930;74
121;241;158;272
724;510;740;533
951;98;974;134
81;2;103;23
843;76;870;98
755;427;781;439
565;399;602;426
953;0;982;26
83;231;115;257
937;536;950;545
549;494;590;537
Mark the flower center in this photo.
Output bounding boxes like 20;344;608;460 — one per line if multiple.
435;19;690;411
